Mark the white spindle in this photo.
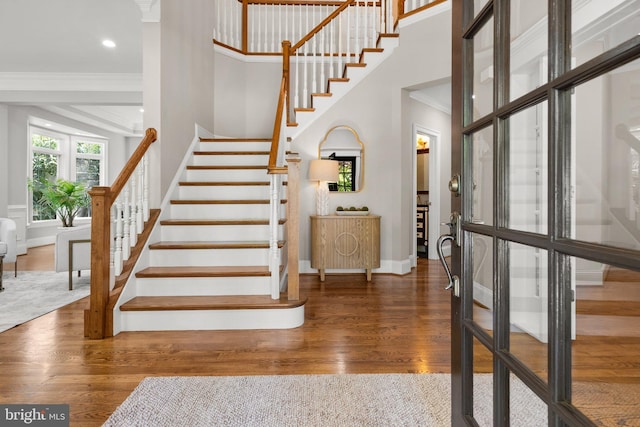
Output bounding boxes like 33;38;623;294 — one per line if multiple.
230;1;236;48
136;165;144;234
387;0;392;33
371;0;376;48
329;9;335;79
312;34;317;95
355;1;360;56
346;4;351;65
336;14;343;77
122;188;130;261
278;4;282;49
269;174;280;299
129;178;137;248
114;200;123;275
143;155;149;221
263;4;268;52
320;15;326;92
295;49;300;110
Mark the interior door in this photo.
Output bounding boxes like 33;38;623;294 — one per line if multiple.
450;0;640;425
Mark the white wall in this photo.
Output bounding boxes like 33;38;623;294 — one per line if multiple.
291;9;452;274
143;0;216;204
213;52;281;138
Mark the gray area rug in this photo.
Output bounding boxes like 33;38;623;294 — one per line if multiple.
103;373;546;426
0;270;90;332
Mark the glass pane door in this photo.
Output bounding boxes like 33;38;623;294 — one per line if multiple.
451;0;640;425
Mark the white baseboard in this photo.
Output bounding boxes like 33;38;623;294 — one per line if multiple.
27;236;55;248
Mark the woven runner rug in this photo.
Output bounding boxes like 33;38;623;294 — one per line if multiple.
103;373;546;426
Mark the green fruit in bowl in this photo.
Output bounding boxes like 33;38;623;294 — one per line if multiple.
361;206;369;211
349;206;357;211
336;206;344;211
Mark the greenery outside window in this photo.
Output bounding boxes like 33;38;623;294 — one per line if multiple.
29;123;107;223
327;155;356;192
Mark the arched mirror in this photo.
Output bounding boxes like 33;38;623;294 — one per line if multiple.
318;125;364;192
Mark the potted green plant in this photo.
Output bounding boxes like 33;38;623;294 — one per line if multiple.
29;179;91;227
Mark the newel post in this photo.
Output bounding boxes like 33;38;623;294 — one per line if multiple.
85;186;112;339
282;40;291;125
286;153;301;300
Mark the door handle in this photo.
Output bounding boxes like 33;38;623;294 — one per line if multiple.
437;234;459;295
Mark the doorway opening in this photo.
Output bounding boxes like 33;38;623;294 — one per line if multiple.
413;124;440;262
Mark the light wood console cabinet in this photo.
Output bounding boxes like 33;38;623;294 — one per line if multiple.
310;215;380;281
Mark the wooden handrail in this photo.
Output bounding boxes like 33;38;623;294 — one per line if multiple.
268;76;288;173
110;128;157;202
85;128;157;339
291;0;356;52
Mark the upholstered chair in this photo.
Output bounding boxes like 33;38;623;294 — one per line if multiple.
0;218;18;291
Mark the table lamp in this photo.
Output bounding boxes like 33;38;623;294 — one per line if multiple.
309;159;339;215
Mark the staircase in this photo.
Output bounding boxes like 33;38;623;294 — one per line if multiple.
115;137;305;332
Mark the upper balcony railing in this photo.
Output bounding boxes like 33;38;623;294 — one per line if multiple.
213;0;443;56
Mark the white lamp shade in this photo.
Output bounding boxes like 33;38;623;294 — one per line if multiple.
309;159;339;182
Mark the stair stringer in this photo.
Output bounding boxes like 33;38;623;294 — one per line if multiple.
288;36;400;140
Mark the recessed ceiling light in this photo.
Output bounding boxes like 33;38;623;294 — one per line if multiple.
45;123;52;127
102;39;116;48
139;108;145;113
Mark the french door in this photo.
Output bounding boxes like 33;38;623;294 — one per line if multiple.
450;0;640;425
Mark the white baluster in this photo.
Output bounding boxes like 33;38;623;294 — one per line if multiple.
371;0;377;48
271;4;276;52
295;49;300;110
143;154;149;221
355;1;360;56
387;0;392;33
338;11;343;77
312;34;317;96
330;13;335;79
114;200;123;275
263;4;268;52
278;4;282;50
223;0;229;45
346;3;351;65
250;4;255;52
230;0;235;48
129;178;138;248
137;164;144;234
122;187;130;261
320;17;326;92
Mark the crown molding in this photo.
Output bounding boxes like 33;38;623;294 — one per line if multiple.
133;0;161;22
0;72;143;92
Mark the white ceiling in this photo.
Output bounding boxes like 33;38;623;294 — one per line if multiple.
0;0;144;136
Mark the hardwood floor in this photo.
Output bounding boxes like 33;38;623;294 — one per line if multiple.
1;247;638;426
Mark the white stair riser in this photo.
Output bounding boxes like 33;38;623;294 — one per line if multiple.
119;306;305;331
199;142;271;152
161;225;282;241
192;154;268;166
149;248;272;266
178;185;270;200
186;169;269;182
136;276;270;296
170;203;274;219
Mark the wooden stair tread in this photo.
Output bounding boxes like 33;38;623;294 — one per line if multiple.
328;78;349;82
160;219;286;226
193;151;270;155
120;295;307;311
362;48;384;53
170;199;287;204
148;240;285;249
346;62;367;67
294;107;315;113
576;300;640;317
136;265;271;278
179;181;269;186
199;137;271;142
312;93;332;97
186;165;267;170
